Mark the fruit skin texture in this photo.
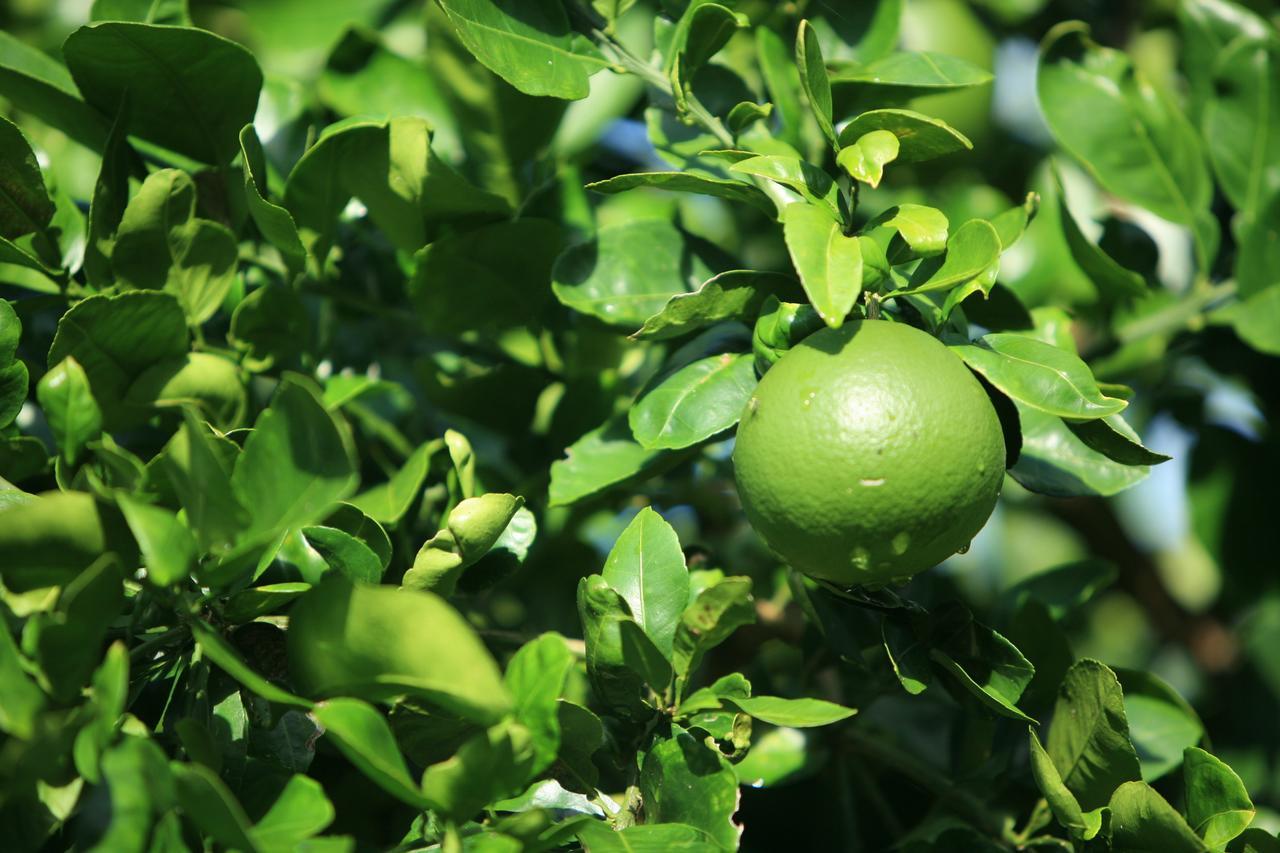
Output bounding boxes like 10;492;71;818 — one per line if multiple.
733;319;1005;586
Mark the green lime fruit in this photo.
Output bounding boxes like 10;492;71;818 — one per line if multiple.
733;319;1005;585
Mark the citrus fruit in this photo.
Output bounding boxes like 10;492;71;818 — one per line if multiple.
733;319;1005;585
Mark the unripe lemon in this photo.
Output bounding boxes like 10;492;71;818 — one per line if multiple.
733;320;1005;585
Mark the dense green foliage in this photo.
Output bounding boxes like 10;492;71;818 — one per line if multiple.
1;0;1279;850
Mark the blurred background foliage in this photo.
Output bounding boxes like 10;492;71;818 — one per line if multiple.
3;0;1280;849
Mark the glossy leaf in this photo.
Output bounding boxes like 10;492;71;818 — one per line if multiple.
171;762;257;851
1067;416;1170;466
553;220;724;327
836;130;899;187
672;576;755;680
630;353;756;450
1028;729;1104;841
287;576;511;721
619;619;673;690
1046;659;1143;811
1010;401;1151;497
795;20;837;148
311;698;431;809
830;51;993;90
951;333;1127;421
783;202;863;327
632;270;798;341
0;31;112;152
64;23;262;164
117;495;196;587
436;0;601;100
1116;668;1205;782
836;108;972;162
420;718;536;819
578;574;648;721
726;696;855;728
231;378;357;543
729;154;839;211
1053;168;1147;300
881;204;949;258
549;415;680;507
249;774;335;851
349;441;436;525
601;508;689;658
1203;39;1280;219
239;125;305;266
161;411;247;553
900;219;1001;294
575;822;720;851
37;356;100;464
0;491;135;592
639;729;742;850
1184;747;1254;848
589;171;778;213
1110;781;1209;853
1037;22;1216;267
505;633;574;775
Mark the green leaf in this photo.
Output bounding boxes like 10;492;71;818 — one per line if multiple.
239;125;305;267
619;619;674;690
1233;830;1280;853
1184;747;1254;848
231;378;357;543
900;219;1000;295
0;31;112;153
578;574;648;721
161;410;248;553
836;130;899;187
1224;283;1280;356
117;495;196;587
575;822;721;852
830;50;992;91
726;695;855;728
1052;167;1147;300
311;697;431;810
0;300;25;430
880;204;949;259
111;169;239;324
64;23;262;165
190;621;311;708
230;281;311;371
0;616;46;739
629;353;756;451
1029;729;1104;841
1178;0;1273;117
990;192;1040;251
930;613;1037;723
586;171;775;216
47;291;189;426
1110;781;1210;853
284;117;509;257
601;507;689;658
297;525;384;584
783;202;863;328
287;576;511;721
0;116;56;260
348;441;437;525
90;0;191;25
221;583;310;624
639;729;741;850
1068;416;1170;466
420;719;536;820
0;491;135;592
836;108;972;162
552;219;724;327
249;775;335;851
951;333;1127;421
1203;39;1280;219
1010;401;1152;497
726;101;772;134
795;19;837;149
549;415;681;507
1037;22;1216;267
436;0;601;100
83;98;133;289
666;2;744;83
756;26;806;150
37;356;101;465
733;726;822;789
729;154;839;212
632;270;799;341
1116;668;1205;782
171;762;258;852
1047;659;1143;811
402;493;524;594
1004;559;1117;620
505;633;574;775
409;219;565;336
671;577;755;680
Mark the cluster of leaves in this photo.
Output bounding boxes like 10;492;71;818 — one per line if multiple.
0;0;1278;850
